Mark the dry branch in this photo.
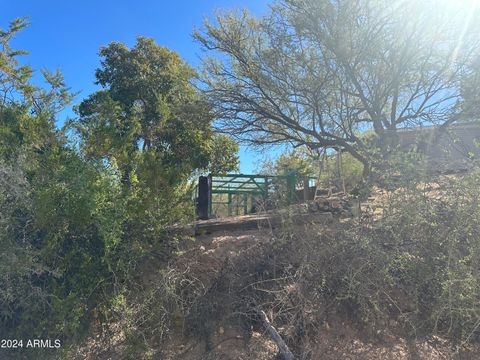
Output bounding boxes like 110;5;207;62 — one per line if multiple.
256;308;295;360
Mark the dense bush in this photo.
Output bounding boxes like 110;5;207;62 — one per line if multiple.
0;18;238;358
282;169;480;344
0;157;42;335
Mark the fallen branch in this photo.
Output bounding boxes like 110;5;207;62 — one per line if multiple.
256;308;295;360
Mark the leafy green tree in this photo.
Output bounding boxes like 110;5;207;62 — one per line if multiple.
75;37;237;188
72;38;240;272
0;18;33;105
275;151;314;177
1;18;72;159
0;18;106;340
208;134;239;174
258;149;314;177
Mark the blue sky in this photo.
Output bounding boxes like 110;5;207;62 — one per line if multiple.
1;0;274;173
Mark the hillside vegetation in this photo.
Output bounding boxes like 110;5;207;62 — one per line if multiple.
67;170;480;359
2;0;480;359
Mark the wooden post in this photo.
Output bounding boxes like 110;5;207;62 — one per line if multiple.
303;176;310;201
336;151;340;187
340;151;346;194
236;194;239;215
264;176;269;206
208;174;213;218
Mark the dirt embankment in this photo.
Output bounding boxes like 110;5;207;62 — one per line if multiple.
158;224;477;360
73;206;480;359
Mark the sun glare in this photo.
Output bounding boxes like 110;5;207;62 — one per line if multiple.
444;0;480;67
451;0;480;8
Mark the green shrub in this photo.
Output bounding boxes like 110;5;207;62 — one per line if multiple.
282;169;480;343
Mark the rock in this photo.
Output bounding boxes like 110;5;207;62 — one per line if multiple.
329;200;341;209
297;203;309;214
308;201;319;212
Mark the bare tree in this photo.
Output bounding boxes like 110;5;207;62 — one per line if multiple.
462;56;480;119
195;0;480;175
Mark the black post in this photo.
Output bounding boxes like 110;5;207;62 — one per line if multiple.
197;176;209;220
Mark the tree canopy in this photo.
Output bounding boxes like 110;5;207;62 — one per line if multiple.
75;37;238;187
195;0;480;175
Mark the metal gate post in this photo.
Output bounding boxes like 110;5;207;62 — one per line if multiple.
286;172;296;204
197;176;210;220
228;193;232;216
208;174;213;218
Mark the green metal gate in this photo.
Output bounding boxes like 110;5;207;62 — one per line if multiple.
209;173;299;218
195;172;317;219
